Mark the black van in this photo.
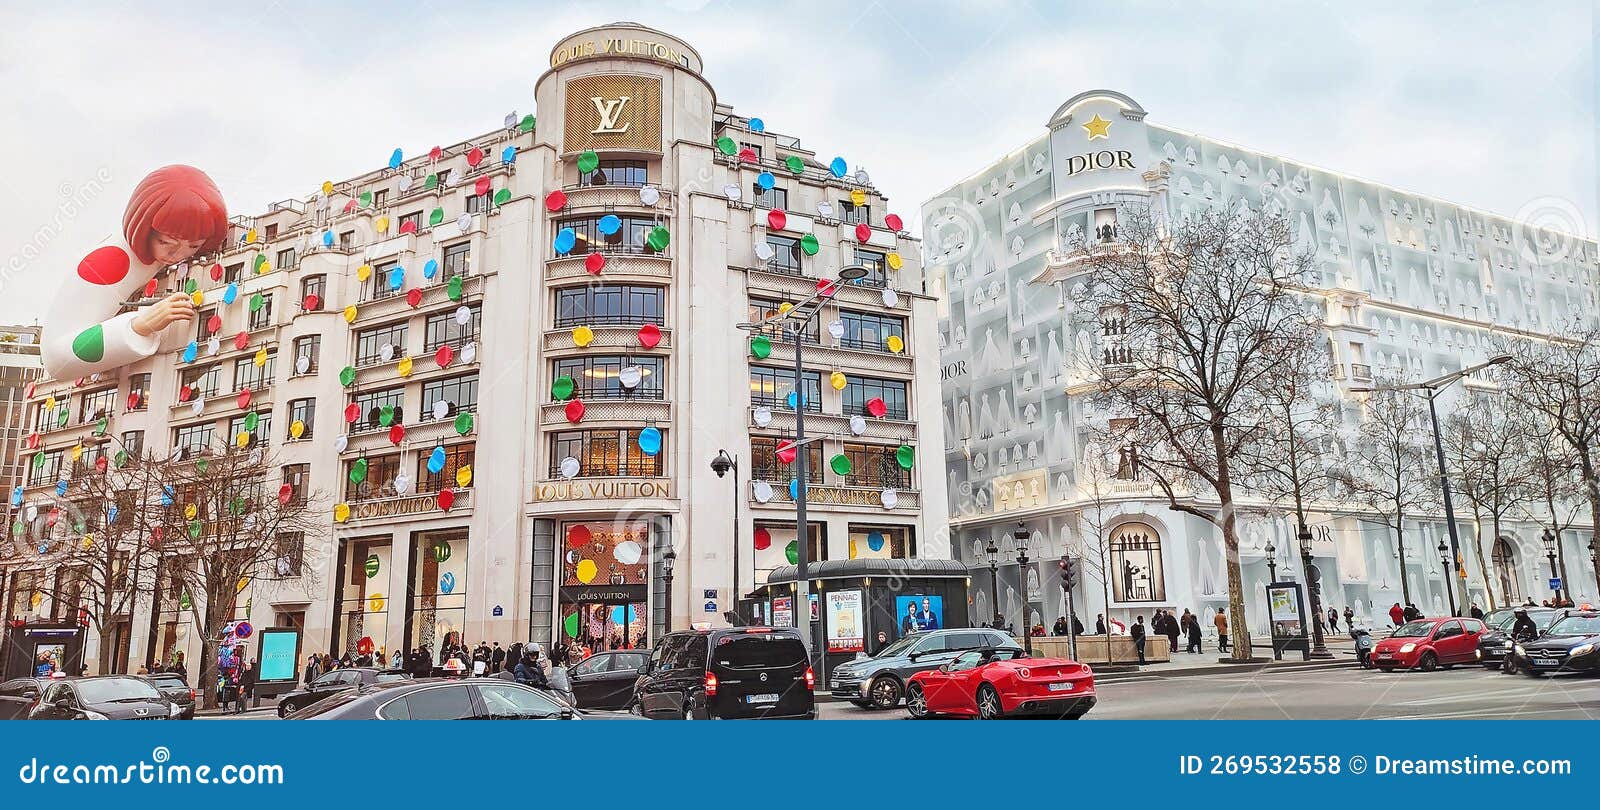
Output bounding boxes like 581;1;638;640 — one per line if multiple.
635;627;815;719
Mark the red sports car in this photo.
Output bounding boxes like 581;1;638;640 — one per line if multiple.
905;648;1096;719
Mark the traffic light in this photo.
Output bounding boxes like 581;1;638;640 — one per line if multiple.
1058;556;1077;591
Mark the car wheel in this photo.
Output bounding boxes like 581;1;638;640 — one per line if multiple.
626;701;643;717
1417;652;1438;672
976;685;1003;720
868;677;901;709
905;683;930;719
279;702;295;718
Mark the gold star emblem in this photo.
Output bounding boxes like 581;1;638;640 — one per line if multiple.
1082;113;1112;140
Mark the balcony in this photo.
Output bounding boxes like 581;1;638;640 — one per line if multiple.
558;183;675;215
538;399;670;427
547;250;670;282
543;324;672;353
748;406;914;441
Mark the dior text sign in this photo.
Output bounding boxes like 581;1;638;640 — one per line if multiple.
1065;150;1135;177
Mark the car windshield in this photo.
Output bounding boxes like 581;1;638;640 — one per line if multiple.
76;677;161;703
1486;609;1517;629
375;673;409;684
1546;616;1600;636
294;689;366;718
1391;621;1435;638
873;634;921;658
145;675;184;688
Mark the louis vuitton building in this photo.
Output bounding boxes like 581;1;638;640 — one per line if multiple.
923;90;1598;638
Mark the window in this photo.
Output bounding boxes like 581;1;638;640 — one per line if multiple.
750;366;822;413
227;411;271;445
398;211;422;233
753;185;788;211
554;215;663;255
747;298;818;343
436;169;452;188
476;683;568;719
578;160;647;187
287;398;315;440
842;375;908;420
223;263;244;284
264;223;279;240
838;199;870;225
548;429;665;477
739;141;763;160
33;398;69;432
248;293;273;330
276;247;296;270
196;308;219;342
181;365;221;400
554;285;664;327
273;532;304;578
355;322;409;367
424;304;480;351
293;335;320;375
841;443;911;488
552;356;663;400
28;449;63;486
1101;308;1134;366
282;464;309;505
418;443;474;493
764;235;802;274
366;260;401;301
373;189;389;208
126;373;150;411
396;685;475;720
234;352;276;392
172;424;214;457
338;231;354;250
300;275;325;311
346;454;400;501
751;437;822;483
848;524;914;558
1109;417;1140;480
852;248;887;288
78;387;116;423
465;193;490;214
838;310;905;352
120;431;143;461
1108;522;1165;602
441;242;471;281
351;388;405;432
420;374;478;419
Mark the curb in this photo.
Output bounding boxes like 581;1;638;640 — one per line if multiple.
1093;657;1359;683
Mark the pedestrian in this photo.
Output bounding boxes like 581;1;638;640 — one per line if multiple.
1130;616;1147;664
237;659;256;714
1071;614;1084;637
1095;614;1107;635
1163;611;1180;654
1403;603;1422;622
1469;603;1485;620
411;646;433;679
1052;617;1069;636
1327;607;1339;634
1214;608;1229;652
1186;612;1202;654
491;642;505;674
1343;605;1354;629
1388;602;1405;627
304;654;321;684
169;652;188;683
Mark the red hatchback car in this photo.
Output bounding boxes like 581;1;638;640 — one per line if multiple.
1371;617;1486;671
905;647;1095;719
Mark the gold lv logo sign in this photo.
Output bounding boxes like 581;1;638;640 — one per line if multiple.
590;96;632;134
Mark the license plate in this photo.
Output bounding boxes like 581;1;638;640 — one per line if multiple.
829;680;841;689
1047;682;1073;692
745;693;779;704
1377;652;1392;659
1534;659;1558;667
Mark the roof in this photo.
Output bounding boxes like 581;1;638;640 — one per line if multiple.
763;558;973;585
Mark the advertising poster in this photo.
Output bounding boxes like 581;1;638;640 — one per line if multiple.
1268;585;1304;637
257;629;300;682
826;590;864;653
894;595;944;638
772;596;793;628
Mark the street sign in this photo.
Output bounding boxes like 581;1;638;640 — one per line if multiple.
1549;577;1562;590
703;589;718;599
492;605;504;617
704;600;717;613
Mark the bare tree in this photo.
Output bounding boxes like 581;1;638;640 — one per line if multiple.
1338;382;1437;607
1444;393;1537;609
1514;404;1588;601
155;441;322;709
1074;204;1325;660
1501;325;1600;597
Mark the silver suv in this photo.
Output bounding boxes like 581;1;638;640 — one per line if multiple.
828;628;1020;709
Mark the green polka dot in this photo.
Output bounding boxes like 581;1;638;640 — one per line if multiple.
71;325;105;362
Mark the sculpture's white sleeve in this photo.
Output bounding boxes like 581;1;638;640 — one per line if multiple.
41;241;166;381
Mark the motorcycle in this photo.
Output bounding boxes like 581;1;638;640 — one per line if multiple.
1351;629;1374;669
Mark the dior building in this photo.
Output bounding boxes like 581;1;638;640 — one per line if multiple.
923;90;1598;637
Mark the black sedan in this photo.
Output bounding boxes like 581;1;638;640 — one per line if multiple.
292;678;590;720
1475;608;1559;668
567;650;650;710
140;673;196;719
28;676;180;720
0;677;48;720
1513;611;1600;676
277;667;411;717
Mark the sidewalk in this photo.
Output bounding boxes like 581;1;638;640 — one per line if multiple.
1092;635;1361;682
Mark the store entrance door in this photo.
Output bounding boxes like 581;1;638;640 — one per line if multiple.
559;586;649;660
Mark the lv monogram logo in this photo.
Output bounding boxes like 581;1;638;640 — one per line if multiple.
590;96;632;134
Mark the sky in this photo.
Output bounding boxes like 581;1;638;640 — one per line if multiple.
0;0;1593;325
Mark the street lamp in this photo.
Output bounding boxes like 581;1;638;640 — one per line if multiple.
1013;522;1033;655
1299;526;1331;658
736;264;870;660
1542;528;1562;605
1350;354;1511;616
1265;540;1278;583
983;537;1003;629
710;449;739;622
1436;538;1458;615
660;547;677;633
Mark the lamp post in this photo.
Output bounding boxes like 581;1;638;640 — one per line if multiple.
736;264;870;661
1589;538;1598;602
710;450;739;622
1351;354;1511;616
984;537;1003;628
1013;522;1033;655
1299;526;1331;658
1265;540;1278;583
660;547;676;633
1437;538;1457;615
1543;528;1562;604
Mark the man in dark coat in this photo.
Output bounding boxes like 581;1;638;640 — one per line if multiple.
1071;615;1084;637
1163;611;1180;654
1130;616;1147;664
1095;614;1107;635
411;646;433;679
490;642;506;673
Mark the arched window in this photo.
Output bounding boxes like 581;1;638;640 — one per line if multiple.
1491;538;1521;604
1108;522;1165;602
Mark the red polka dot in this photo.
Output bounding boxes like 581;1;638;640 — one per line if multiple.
78;246;131;286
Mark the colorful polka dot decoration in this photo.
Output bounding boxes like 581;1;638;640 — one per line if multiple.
77;246;130;286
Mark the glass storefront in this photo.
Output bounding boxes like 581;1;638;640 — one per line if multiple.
558;520;650;655
337;538;393;658
409;531;468;656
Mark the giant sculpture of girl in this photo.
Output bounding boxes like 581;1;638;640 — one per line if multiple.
43;165;228;380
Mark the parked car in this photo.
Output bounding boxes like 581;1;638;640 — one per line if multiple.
1512;611;1600;676
0;678;48;720
905;647;1096;719
567;649;650;711
635;626;814;719
1475;608;1558;669
293;678;587;720
830;628;1020;709
1371;618;1486;671
140;672;196;719
276;667;411;717
28;676;179;720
